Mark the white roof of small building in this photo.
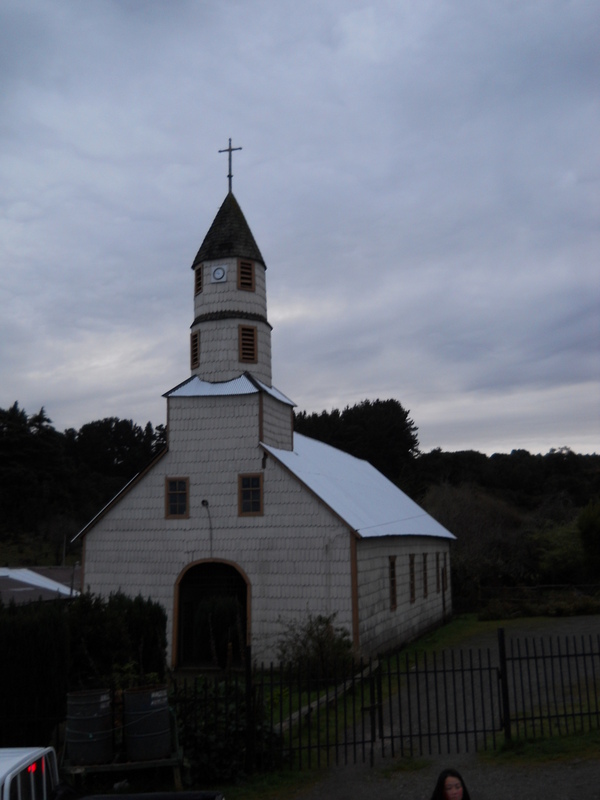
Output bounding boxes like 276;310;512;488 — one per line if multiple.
263;433;455;540
0;567;79;604
165;374;295;406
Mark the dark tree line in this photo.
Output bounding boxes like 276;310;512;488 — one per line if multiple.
295;398;419;486
294;402;599;513
0;402;165;561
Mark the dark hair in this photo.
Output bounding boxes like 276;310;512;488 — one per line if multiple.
430;769;471;800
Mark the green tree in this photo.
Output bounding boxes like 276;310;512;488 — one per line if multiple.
577;500;600;580
65;417;164;480
535;521;585;585
422;483;534;609
295;398;419;485
0;403;75;545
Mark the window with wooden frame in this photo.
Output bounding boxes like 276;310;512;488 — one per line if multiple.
436;552;441;593
239;325;257;363
389;555;397;611
194;265;203;295
165;477;189;519
238;473;263;516
409;554;416;604
190;331;200;369
442;552;448;591
423;553;428;598
238;259;255;291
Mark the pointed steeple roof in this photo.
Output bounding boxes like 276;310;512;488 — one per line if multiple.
191;192;265;269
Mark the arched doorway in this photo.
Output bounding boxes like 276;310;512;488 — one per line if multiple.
177;561;248;668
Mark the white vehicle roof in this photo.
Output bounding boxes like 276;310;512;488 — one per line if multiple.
0;748;55;781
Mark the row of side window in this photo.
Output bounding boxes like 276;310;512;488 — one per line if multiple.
190;325;257;370
389;552;448;610
194;259;256;296
165;475;263;519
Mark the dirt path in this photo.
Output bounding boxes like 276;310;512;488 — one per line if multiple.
284;749;600;800
282;615;600;800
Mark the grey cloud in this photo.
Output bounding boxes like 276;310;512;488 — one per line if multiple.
0;0;598;454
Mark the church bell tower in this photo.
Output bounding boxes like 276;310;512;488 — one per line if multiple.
189;185;272;387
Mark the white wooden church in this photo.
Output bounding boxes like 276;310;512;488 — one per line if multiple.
76;173;454;667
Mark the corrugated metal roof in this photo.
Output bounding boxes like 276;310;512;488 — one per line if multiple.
0;567;80;605
253;377;296;406
263;434;455;540
165;374;295;405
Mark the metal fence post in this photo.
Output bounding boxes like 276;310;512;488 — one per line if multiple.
497;627;512;742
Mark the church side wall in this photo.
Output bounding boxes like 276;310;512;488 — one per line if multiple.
356;536;452;655
260;393;293;450
81;394;353;664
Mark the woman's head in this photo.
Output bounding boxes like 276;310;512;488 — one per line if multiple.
430;769;470;800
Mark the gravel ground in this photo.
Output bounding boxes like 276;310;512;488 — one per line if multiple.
284;749;600;800
281;616;600;800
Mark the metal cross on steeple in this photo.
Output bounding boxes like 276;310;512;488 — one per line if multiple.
218;138;242;193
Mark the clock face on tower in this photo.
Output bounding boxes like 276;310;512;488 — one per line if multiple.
211;265;227;283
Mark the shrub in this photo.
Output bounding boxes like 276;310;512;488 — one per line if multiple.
535;522;585;584
0;591;167;745
479;588;600;620
276;612;355;684
174;676;283;783
67;590;167;688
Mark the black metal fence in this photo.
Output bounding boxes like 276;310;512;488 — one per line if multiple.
4;627;599;772
171;628;600;770
379;642;502;758
503;629;600;740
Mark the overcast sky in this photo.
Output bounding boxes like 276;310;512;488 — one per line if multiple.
1;0;598;455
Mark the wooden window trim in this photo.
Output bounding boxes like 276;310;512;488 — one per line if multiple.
442;552;448;592
190;331;200;369
165;477;189;519
239;325;257;363
194;265;203;295
238;259;255;291
389;555;397;611
238;473;263;516
423;553;428;598
436;552;441;593
409;554;416;604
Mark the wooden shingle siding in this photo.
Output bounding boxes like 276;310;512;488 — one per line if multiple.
83;394;355;664
261;392;293;449
189;318;272;384
355;537;451;655
193;258;267;319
